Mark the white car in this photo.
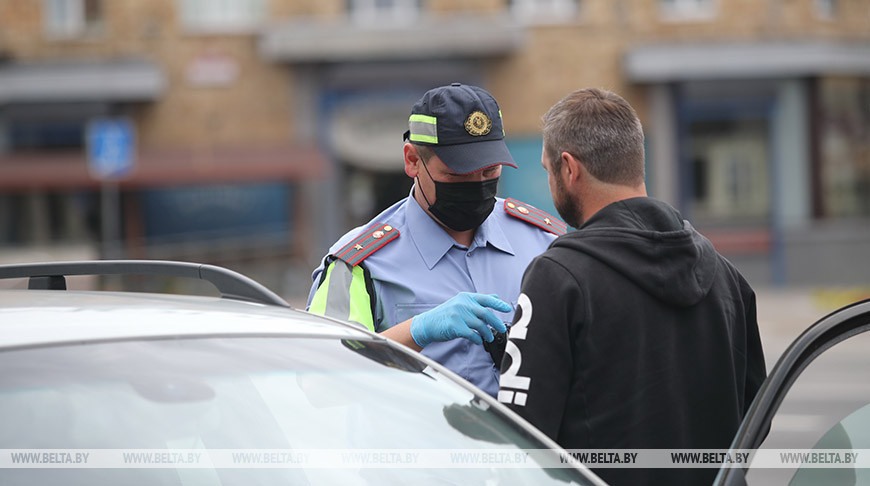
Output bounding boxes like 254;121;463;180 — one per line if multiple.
0;260;603;486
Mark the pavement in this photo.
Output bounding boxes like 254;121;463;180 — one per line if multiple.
754;286;870;366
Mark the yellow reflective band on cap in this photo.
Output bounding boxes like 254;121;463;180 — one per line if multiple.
409;134;438;143
409;114;437;124
409;114;438;144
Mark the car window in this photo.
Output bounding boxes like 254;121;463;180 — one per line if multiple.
0;336;594;485
743;330;870;485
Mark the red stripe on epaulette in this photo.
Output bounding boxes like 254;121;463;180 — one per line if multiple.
346;232;398;266
521;203;568;233
333;223;400;266
335;222;383;261
504;198;568;236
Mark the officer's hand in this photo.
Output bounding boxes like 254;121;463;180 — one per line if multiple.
410;293;510;347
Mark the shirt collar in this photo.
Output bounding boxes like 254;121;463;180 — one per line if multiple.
406;187;514;270
474;201;514;256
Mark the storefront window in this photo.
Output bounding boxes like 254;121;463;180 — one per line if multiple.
688;119;771;226
818;77;870;218
676;80;780;228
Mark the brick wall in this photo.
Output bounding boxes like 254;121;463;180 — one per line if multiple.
0;0;295;150
1;0;867;146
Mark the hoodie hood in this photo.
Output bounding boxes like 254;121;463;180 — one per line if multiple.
553;197;718;307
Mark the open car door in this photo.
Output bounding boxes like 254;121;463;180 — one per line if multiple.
715;299;870;485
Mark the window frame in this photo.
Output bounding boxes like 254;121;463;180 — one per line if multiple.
43;0;104;39
813;0;838;20
178;0;267;35
510;0;581;24
658;0;718;22
347;0;421;26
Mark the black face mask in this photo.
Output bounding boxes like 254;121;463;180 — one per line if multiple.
418;163;499;232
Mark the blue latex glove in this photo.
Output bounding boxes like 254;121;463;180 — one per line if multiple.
410;292;511;347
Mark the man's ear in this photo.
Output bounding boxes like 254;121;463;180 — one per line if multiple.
561;152;584;185
404;143;422;178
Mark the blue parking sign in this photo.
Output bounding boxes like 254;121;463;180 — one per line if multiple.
87;118;136;180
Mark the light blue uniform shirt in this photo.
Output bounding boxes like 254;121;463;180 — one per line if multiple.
308;190;557;397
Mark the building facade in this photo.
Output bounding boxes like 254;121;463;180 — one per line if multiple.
0;0;868;296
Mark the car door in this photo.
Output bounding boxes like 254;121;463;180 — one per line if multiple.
714;298;870;485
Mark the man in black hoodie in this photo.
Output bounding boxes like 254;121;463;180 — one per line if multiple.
497;88;766;485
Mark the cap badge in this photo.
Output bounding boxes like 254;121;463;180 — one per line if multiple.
464;111;492;136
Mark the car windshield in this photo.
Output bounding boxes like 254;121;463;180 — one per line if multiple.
0;336;592;485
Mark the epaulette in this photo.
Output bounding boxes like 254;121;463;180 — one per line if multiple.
332;222;399;266
504;198;568;236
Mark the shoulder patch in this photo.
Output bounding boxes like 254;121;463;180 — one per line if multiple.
504;198;568;236
332;222;399;266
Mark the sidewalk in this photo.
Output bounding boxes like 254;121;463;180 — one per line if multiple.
754;286;870;365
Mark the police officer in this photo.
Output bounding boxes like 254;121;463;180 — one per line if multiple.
307;83;566;397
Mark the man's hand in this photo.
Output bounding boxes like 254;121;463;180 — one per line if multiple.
410;293;510;347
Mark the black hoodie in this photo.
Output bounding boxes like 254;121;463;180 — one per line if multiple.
499;197;766;486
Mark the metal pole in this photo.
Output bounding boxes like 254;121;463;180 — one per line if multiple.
101;181;120;260
100;181;123;290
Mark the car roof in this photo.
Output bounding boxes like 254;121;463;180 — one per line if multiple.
0;289;374;350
